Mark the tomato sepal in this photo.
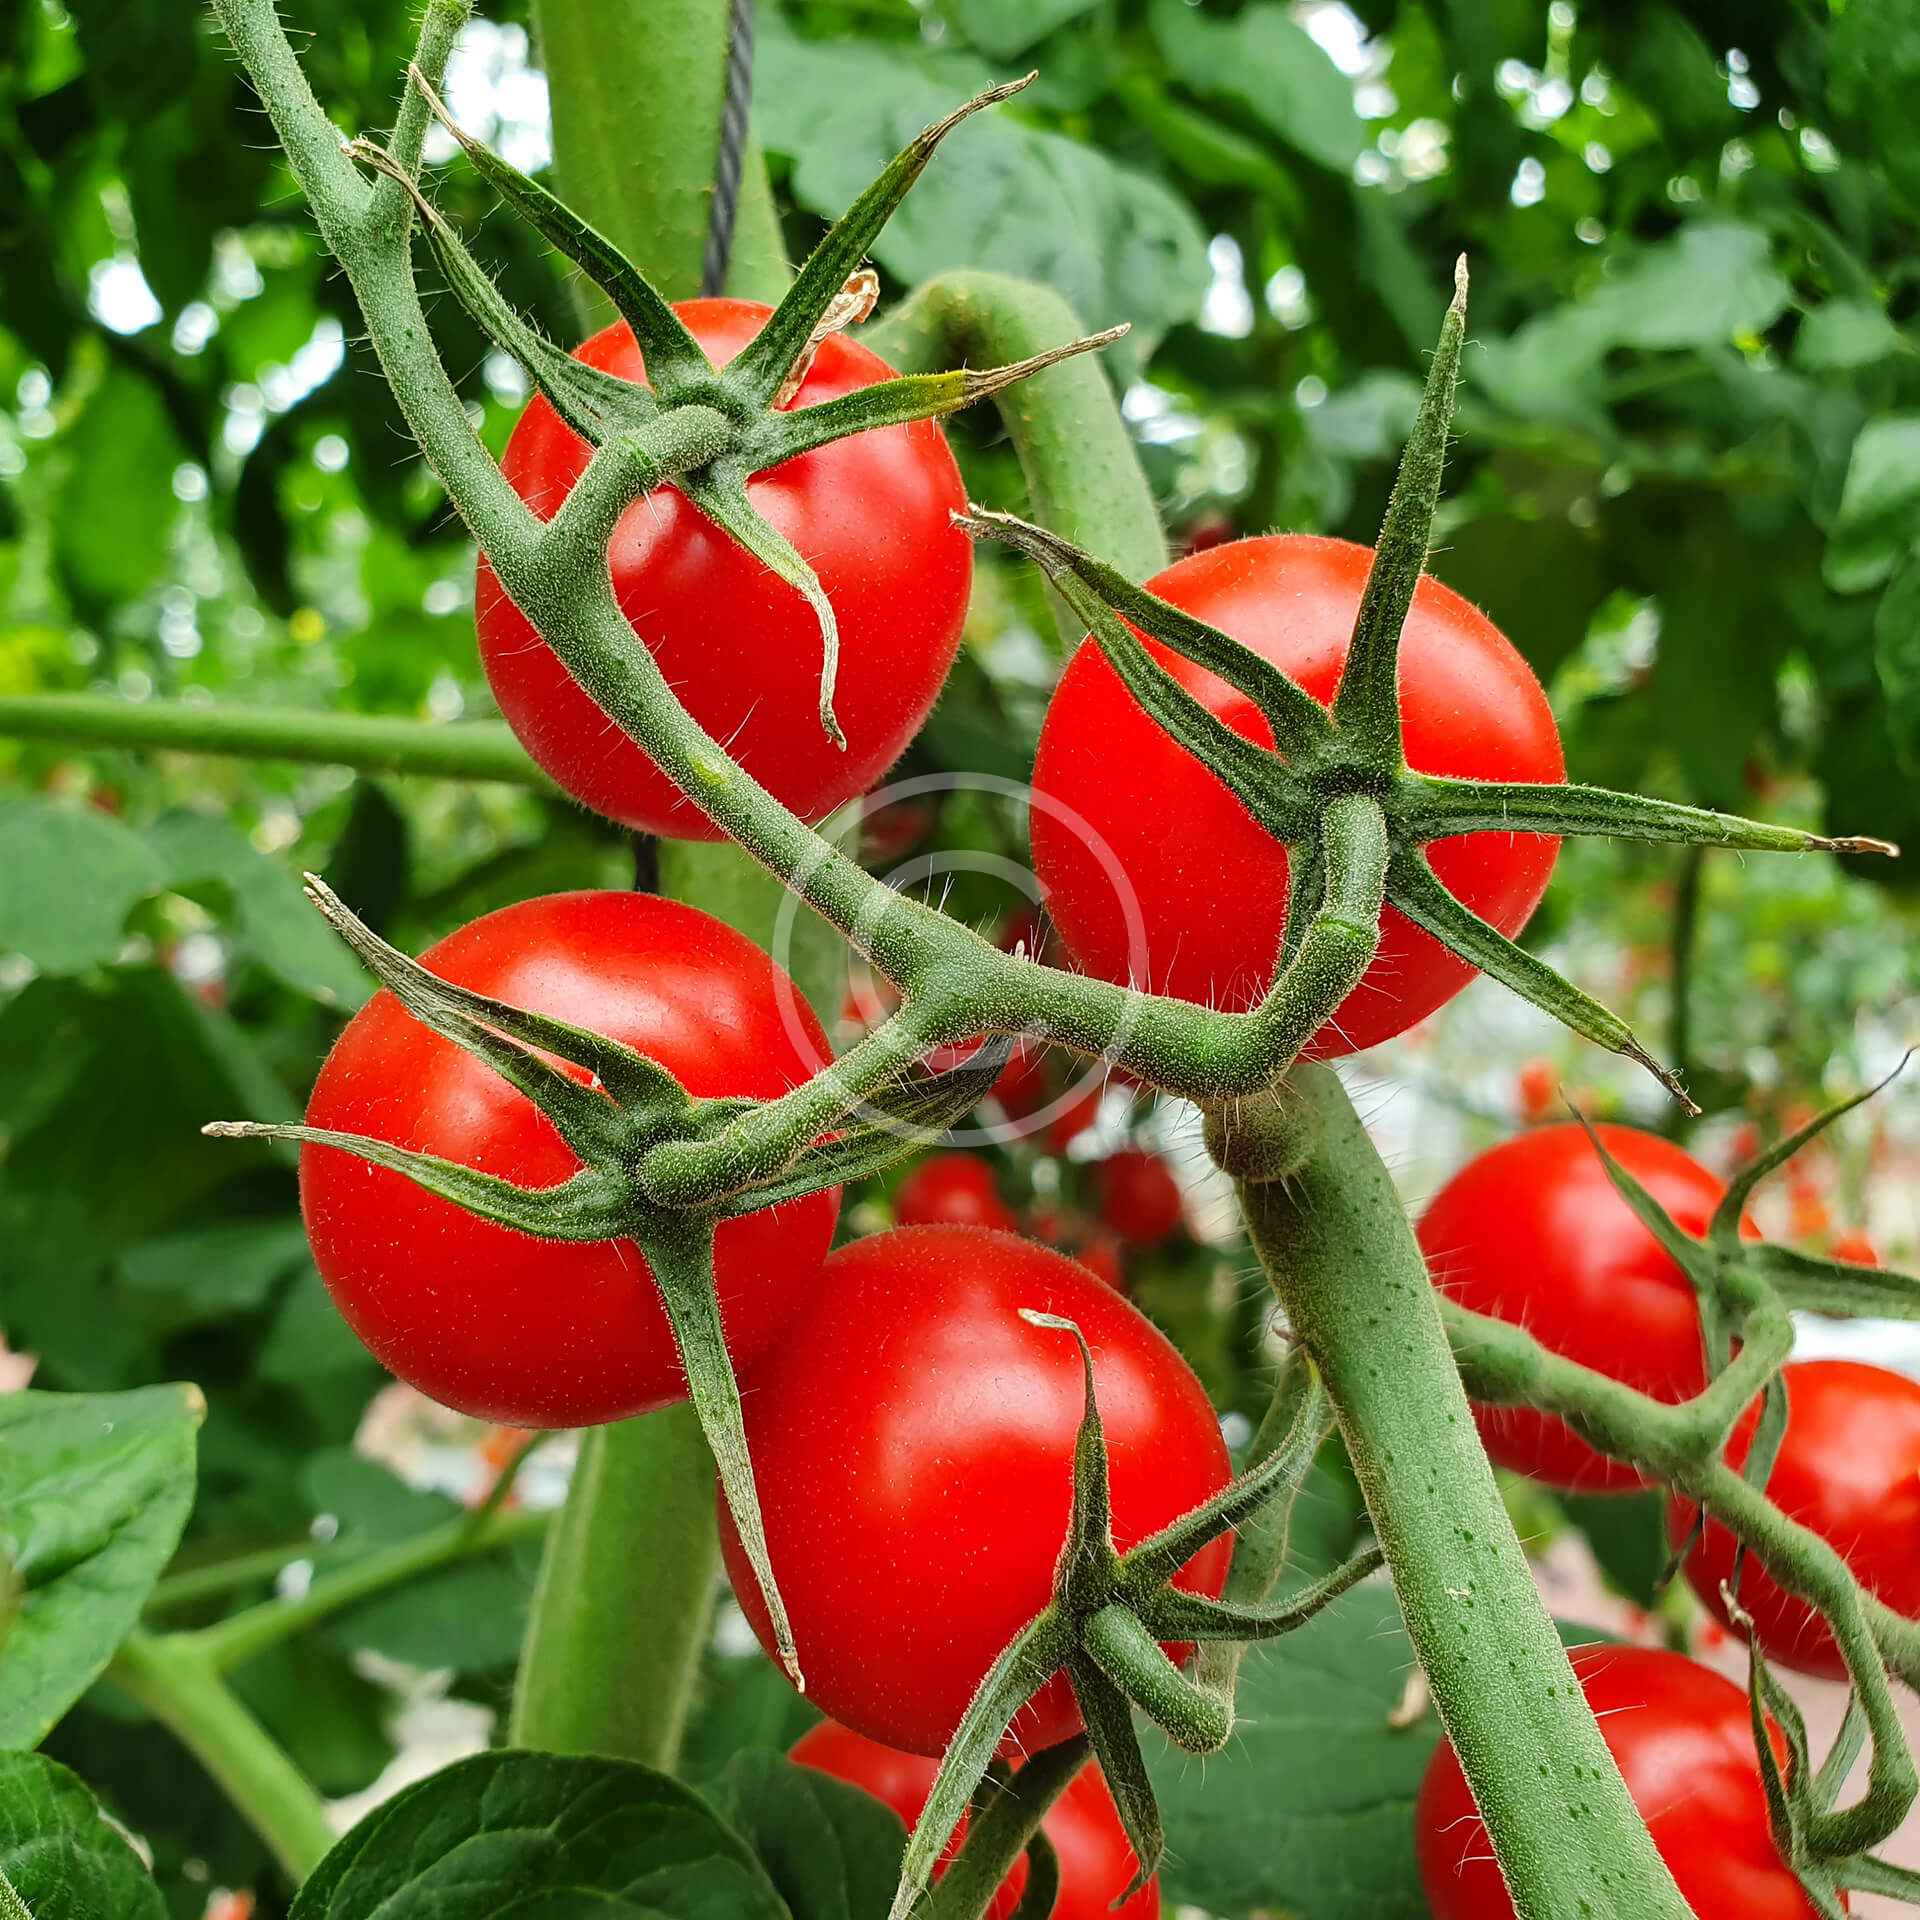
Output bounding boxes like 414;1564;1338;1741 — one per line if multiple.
1062;1651;1162;1902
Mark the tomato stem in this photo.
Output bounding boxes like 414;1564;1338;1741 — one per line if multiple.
1232;1064;1696;1919
107;1632;336;1883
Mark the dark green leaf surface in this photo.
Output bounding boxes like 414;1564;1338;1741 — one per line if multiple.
290;1750;790;1920
0;1750;165;1920
707;1751;905;1920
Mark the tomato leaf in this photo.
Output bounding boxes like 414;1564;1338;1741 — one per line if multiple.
0;1751;165;1920
289;1750;791;1919
705;1750;905;1920
0;1385;201;1748
1145;1586;1440;1918
0;796;165;975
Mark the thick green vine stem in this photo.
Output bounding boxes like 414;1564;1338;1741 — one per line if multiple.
865;272;1170;605
1228;1065;1693;1919
0;694;549;784
108;1630;336;1882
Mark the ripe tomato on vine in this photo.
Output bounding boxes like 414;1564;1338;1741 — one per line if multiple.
301;891;838;1426
718;1226;1232;1755
1417;1122;1748;1493
1031;535;1564;1053
477;299;970;837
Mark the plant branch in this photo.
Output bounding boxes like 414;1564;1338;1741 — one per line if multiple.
1228;1066;1693;1918
108;1631;335;1882
0;694;549;785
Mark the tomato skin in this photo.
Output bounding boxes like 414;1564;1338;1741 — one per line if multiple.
475;299;970;837
300;891;838;1427
789;1723;1159;1919
894;1154;1018;1233
719;1227;1232;1756
1669;1360;1920;1679
1097;1150;1183;1246
1031;536;1564;1055
1418;1123;1739;1493
1418;1646;1834;1920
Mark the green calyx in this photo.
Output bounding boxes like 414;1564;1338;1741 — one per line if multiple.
1441;1065;1920;1909
202;881;1011;1695
348;64;1121;752
886;1315;1379;1919
961;258;1896;1115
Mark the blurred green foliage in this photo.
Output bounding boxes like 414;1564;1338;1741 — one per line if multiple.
3;1;1919;1912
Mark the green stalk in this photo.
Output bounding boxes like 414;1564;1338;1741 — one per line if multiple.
867;271;1168;610
1231;1066;1691;1919
0;694;547;785
109;1631;336;1882
511;0;810;1770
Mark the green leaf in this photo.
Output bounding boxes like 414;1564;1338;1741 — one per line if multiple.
118;1218;311;1331
1149;0;1364;171
1796;300;1906;371
0;796;164;974
150;812;371;1008
1829;0;1920;207
66;0;196;119
53;369;185;617
753;20;1206;378
1559;1492;1668;1611
707;1751;905;1920
679;1653;820;1778
0;1751;164;1920
290;1750;791;1920
0;1385;201;1748
945;0;1099;61
0;972;296;1387
1828;413;1920;592
1147;1586;1436;1917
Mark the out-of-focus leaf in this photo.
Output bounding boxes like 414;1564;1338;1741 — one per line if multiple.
1829;0;1920;206
0;795;164;974
754;19;1207;377
1876;552;1920;772
1827;413;1920;592
290;1751;790;1920
943;0;1098;62
0;1751;165;1920
231;1641;396;1799
1149;0;1365;171
1431;511;1608;683
322;781;412;937
0;1384;201;1748
680;1650;821;1779
150;811;371;1008
0;971;296;1386
1559;1491;1668;1610
67;0;196;119
118;1218;311;1331
1796;300;1906;371
53;370;184;617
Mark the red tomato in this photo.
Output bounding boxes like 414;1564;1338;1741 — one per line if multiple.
1668;1359;1920;1679
1829;1230;1879;1267
1046;1082;1103;1155
894;1154;1018;1233
1418;1646;1833;1919
1073;1231;1128;1293
1096;1150;1184;1246
300;892;837;1426
991;1039;1054;1121
475;299;970;837
1031;536;1563;1054
718;1227;1231;1755
789;1722;1158;1919
1418;1124;1743;1493
1516;1058;1556;1123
